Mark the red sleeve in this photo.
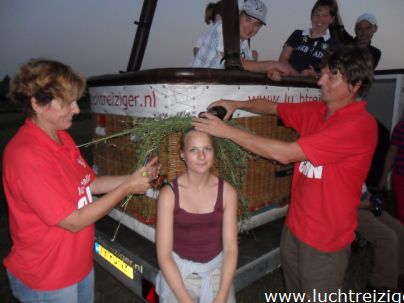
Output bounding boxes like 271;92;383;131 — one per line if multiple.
298;115;378;167
277;101;324;133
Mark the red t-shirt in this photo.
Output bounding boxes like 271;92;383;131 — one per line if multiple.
2;119;96;290
278;101;377;252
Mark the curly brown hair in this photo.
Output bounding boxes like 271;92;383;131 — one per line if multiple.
9;58;86;117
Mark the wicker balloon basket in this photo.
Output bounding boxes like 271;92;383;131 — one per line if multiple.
92;114;297;225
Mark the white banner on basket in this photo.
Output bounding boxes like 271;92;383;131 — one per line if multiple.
89;84;321;117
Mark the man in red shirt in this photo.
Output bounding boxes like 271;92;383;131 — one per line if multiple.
192;44;378;295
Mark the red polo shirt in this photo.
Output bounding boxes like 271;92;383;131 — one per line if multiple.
278;101;377;252
3;119;96;290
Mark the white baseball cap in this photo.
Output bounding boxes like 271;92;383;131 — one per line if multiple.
241;0;268;25
356;13;377;26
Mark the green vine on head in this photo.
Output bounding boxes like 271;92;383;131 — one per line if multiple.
78;112;253;224
131;113;252;222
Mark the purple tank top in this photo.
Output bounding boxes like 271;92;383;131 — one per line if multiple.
172;178;224;263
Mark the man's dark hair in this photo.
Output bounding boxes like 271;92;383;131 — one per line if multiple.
204;1;223;24
321;44;374;98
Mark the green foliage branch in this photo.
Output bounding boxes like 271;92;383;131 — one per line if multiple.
79;113;253;222
130;113;252;222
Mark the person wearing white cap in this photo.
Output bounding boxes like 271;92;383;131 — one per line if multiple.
191;0;288;77
278;0;340;78
340;13;381;68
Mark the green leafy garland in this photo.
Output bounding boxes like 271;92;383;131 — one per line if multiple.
79;113;252;222
130;114;193;167
130;113;252;221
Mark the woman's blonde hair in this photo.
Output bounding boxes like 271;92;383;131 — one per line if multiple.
180;127;216;152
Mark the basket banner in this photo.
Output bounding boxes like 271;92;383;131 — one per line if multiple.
89;84;321;117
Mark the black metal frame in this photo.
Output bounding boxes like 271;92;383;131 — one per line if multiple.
126;0;244;72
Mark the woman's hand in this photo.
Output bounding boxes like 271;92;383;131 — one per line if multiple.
125;168;150;194
144;156;161;182
125;157;160;194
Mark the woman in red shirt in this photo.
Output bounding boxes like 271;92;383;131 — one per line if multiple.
3;59;160;303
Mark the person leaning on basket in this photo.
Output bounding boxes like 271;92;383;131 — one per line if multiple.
2;58;160;303
191;0;288;80
192;44;378;296
339;13;381;69
278;0;340;78
193;1;223;56
155;128;238;303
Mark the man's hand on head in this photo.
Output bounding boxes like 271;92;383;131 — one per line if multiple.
192;112;232;139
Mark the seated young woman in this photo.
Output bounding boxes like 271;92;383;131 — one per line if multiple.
155;128;238;303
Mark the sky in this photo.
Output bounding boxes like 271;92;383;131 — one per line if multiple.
1;0;404;79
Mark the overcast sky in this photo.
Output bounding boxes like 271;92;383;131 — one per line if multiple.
1;0;403;79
